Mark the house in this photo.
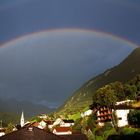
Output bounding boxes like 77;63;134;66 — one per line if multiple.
115;109;130;127
53;127;72;135
60;120;74;127
91;100;134;127
38;114;48;119
32;122;40;128
0;124;88;140
60;134;88;140
81;109;93;118
53;118;62;126
96;106;112;127
31;120;47;129
0;128;5;137
0;126;66;140
115;100;133;127
39;120;47;129
46;121;55;129
53;118;74;128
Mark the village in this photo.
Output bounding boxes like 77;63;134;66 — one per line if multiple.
0;97;140;140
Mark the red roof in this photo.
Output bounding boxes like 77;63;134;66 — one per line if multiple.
53;127;71;132
32;122;39;127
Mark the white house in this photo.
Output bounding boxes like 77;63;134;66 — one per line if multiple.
53;118;74;127
31;120;47;129
0;128;5;137
53;127;72;135
81;109;93;118
114;100;133;127
0;131;5;137
53;118;62;126
38;120;47;129
115;109;130;127
38;114;48;119
60;120;74;127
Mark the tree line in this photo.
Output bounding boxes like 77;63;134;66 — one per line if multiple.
91;74;140;107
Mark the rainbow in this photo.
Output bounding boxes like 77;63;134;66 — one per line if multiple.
0;28;138;48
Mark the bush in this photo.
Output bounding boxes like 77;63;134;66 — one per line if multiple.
72;118;82;133
5;123;14;134
128;110;140;127
120;127;138;135
104;128;117;140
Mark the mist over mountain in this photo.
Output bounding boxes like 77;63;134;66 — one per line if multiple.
0;98;55;118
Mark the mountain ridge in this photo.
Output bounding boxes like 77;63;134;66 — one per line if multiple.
58;47;140;114
0;98;55;119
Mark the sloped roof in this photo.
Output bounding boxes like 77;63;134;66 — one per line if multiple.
0;126;66;140
53;127;71;132
63;120;74;123
0;128;6;132
60;134;88;140
31;122;40;127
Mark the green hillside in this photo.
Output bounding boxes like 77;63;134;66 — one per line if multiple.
58;47;140;114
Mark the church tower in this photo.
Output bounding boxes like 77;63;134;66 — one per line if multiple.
20;111;25;127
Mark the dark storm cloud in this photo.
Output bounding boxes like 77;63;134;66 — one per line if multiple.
0;0;140;44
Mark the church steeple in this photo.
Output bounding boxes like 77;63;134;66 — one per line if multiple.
20;111;25;127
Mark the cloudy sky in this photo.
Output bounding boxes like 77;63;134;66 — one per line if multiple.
0;0;140;108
